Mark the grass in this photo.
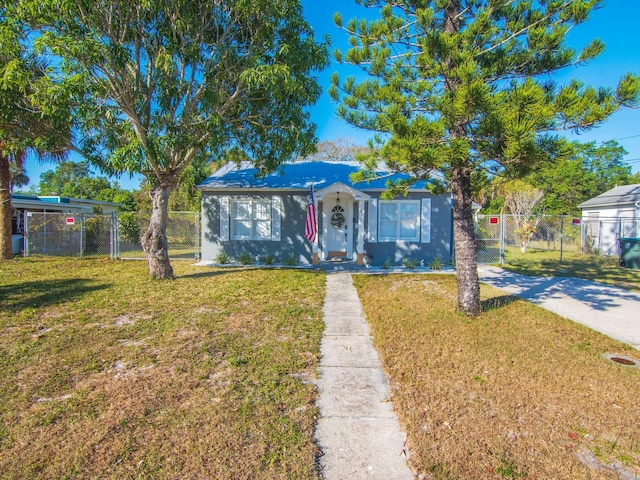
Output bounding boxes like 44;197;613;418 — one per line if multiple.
353;274;640;479
0;258;325;479
500;249;640;292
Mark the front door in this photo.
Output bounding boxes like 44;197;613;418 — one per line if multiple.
323;193;352;259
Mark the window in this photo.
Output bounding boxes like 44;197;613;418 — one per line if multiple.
378;200;420;242
231;199;272;240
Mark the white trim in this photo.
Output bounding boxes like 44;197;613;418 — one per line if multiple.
378;200;421;242
219;196;230;241
368;198;378;243
271;196;282;241
421;198;431;243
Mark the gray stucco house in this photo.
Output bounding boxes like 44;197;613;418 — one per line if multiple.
198;160;453;267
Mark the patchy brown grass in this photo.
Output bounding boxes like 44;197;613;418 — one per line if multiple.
353;274;640;480
0;258;325;479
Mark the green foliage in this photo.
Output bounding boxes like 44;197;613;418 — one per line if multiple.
429;256;444;271
402;257;417;269
215;251;230;265
382;257;392;269
526;140;636;214
238;253;254;265
261;254;275;265
283;253;298;266
8;0;328;274
0;13;71;258
118;212;141;244
332;0;639;314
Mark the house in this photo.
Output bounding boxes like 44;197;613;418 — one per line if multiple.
578;184;640;255
9;194;121;255
198;160;454;267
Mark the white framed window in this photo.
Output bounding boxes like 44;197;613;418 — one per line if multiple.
231;198;272;240
378;200;421;242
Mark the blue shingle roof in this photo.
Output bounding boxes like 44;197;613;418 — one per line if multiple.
198;160;439;191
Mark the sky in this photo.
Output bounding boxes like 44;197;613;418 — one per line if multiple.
23;0;640;192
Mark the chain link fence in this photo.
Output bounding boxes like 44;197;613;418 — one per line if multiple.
22;211;199;260
474;214;637;264
24;212;117;257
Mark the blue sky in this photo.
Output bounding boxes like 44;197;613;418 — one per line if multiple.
24;0;640;191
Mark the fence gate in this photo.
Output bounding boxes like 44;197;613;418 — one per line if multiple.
24;212;117;258
474;215;503;264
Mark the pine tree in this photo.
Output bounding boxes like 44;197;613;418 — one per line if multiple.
331;0;639;315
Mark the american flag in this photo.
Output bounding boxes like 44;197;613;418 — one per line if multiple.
304;185;317;242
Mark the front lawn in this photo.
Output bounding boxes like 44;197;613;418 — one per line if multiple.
0;258;325;479
354;274;640;479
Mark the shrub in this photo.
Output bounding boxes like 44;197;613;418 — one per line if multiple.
430;256;444;270
119;212;141;244
261;254;274;265
382;257;392;269
215;251;230;264
283;253;298;266
238;253;253;265
402;257;418;269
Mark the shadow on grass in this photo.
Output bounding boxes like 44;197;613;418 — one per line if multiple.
481;295;519;312
0;278;110;312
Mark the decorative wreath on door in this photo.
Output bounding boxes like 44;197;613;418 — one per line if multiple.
331;206;345;229
331;193;345;228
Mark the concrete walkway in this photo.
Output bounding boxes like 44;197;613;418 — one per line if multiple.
479;265;640;351
314;272;414;480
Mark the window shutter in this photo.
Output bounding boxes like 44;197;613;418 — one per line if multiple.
368;198;378;242
421;198;431;244
219;196;230;241
271;195;282;241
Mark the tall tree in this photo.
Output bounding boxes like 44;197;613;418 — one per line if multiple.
527;140;634;214
0;13;70;260
13;0;328;278
331;0;639;315
38;160;136;211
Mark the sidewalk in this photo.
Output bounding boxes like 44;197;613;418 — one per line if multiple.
478;265;640;351
314;272;414;480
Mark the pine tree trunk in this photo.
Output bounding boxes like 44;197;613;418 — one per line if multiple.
451;166;481;316
0;154;13;260
141;183;174;279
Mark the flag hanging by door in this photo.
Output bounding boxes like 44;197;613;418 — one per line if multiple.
304;185;317;242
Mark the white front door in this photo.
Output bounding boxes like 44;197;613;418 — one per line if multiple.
323;193;352;259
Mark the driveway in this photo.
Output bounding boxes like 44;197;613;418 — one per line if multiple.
478;265;640;351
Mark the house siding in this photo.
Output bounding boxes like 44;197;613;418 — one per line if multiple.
201;191;314;264
362;193;452;266
201;189;452;266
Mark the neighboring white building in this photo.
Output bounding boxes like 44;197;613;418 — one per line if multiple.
578;184;640;256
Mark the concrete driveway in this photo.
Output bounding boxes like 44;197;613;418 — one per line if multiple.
478;265;640;351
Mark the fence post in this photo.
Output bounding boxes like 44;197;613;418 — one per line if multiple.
500;213;506;265
194;212;199;260
79;214;84;259
23;211;29;257
560;216;564;264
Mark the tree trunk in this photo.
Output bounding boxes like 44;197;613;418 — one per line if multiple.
141;183;174;279
451;166;481;316
0;154;13;260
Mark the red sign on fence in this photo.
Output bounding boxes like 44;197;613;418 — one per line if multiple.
572;218;581;225
65;217;75;225
489;217;499;225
